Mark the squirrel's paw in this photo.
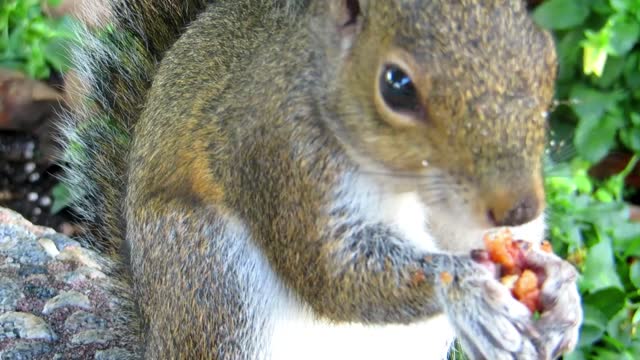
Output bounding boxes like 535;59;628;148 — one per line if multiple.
440;258;541;360
525;249;583;359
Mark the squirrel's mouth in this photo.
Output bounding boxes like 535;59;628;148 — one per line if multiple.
414;191;547;254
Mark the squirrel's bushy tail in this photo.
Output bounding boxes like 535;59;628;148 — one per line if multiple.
62;0;310;252
61;0;210;252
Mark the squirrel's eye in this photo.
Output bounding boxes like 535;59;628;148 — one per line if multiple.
379;65;419;112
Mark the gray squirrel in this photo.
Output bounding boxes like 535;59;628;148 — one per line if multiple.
61;0;583;358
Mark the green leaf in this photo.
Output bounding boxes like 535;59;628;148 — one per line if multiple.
584;44;609;77
584;287;627;318
563;349;587;360
630;260;640;288
593;348;635;360
579;304;608;347
624;51;640;90
606;307;637;349
620;126;640;152
555;30;584;81
50;183;72;214
574;109;624;162
611;222;640;253
632;307;640;325
533;0;590;30
595;188;615;202
609;16;640;56
610;0;629;11
594;56;625;87
580;235;624;292
575;201;628;230
43;39;71;72
570;85;624;123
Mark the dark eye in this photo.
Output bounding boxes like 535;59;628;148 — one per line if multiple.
379;64;419;112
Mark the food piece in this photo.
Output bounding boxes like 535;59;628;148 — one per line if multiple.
483;228;525;275
482;229;551;314
512;269;538;299
500;274;519;289
541;240;553;253
519;289;541;314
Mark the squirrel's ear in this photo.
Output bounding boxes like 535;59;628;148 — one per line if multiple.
328;0;362;29
312;0;365;52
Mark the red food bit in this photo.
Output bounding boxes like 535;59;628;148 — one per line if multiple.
482;230;550;314
519;289;542;313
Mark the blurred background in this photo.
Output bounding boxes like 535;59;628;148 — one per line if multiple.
2;0;640;359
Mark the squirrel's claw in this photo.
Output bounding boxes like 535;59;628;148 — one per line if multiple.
527;250;582;359
442;254;580;360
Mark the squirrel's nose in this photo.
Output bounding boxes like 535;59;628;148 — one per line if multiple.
486;192;541;227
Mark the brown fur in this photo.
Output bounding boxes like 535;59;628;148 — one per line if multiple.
63;0;581;359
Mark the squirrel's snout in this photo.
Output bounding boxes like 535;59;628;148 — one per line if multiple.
486;192;542;227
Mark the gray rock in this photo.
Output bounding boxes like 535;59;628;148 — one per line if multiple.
0;340;52;359
43;233;80;252
57;266;107;286
0;278;24;312
0;236;50;266
71;329;115;346
56;247;102;270
65;310;107;332
0;228;32;248
16;265;47;277
94;347;134;360
42;291;91;315
0;207;139;356
0;312;57;341
22;283;57;300
37;237;60;257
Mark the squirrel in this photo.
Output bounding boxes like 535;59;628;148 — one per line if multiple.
60;0;583;359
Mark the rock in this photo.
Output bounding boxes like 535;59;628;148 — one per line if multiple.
22;283;57;300
64;311;107;332
57;266;107;286
0;208;56;237
0;207;139;357
43;291;91;314
0;340;52;359
56;246;102;270
94;347;135;360
71;329;115;346
0;278;24;312
16;264;47;277
38;237;60;257
45;233;81;251
0;231;50;266
0;312;57;341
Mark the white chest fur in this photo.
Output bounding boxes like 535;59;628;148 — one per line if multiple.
269;304;455;360
263;189;456;360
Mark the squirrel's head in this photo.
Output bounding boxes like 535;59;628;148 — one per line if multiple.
310;0;556;250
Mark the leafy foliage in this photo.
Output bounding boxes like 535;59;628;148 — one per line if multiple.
0;0;76;79
545;158;640;359
534;0;640;358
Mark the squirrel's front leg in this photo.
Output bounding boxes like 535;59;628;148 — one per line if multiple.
260;202;579;360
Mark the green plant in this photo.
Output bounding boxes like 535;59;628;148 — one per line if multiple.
534;0;640;358
546;157;640;359
1;0;77;79
534;0;640;163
